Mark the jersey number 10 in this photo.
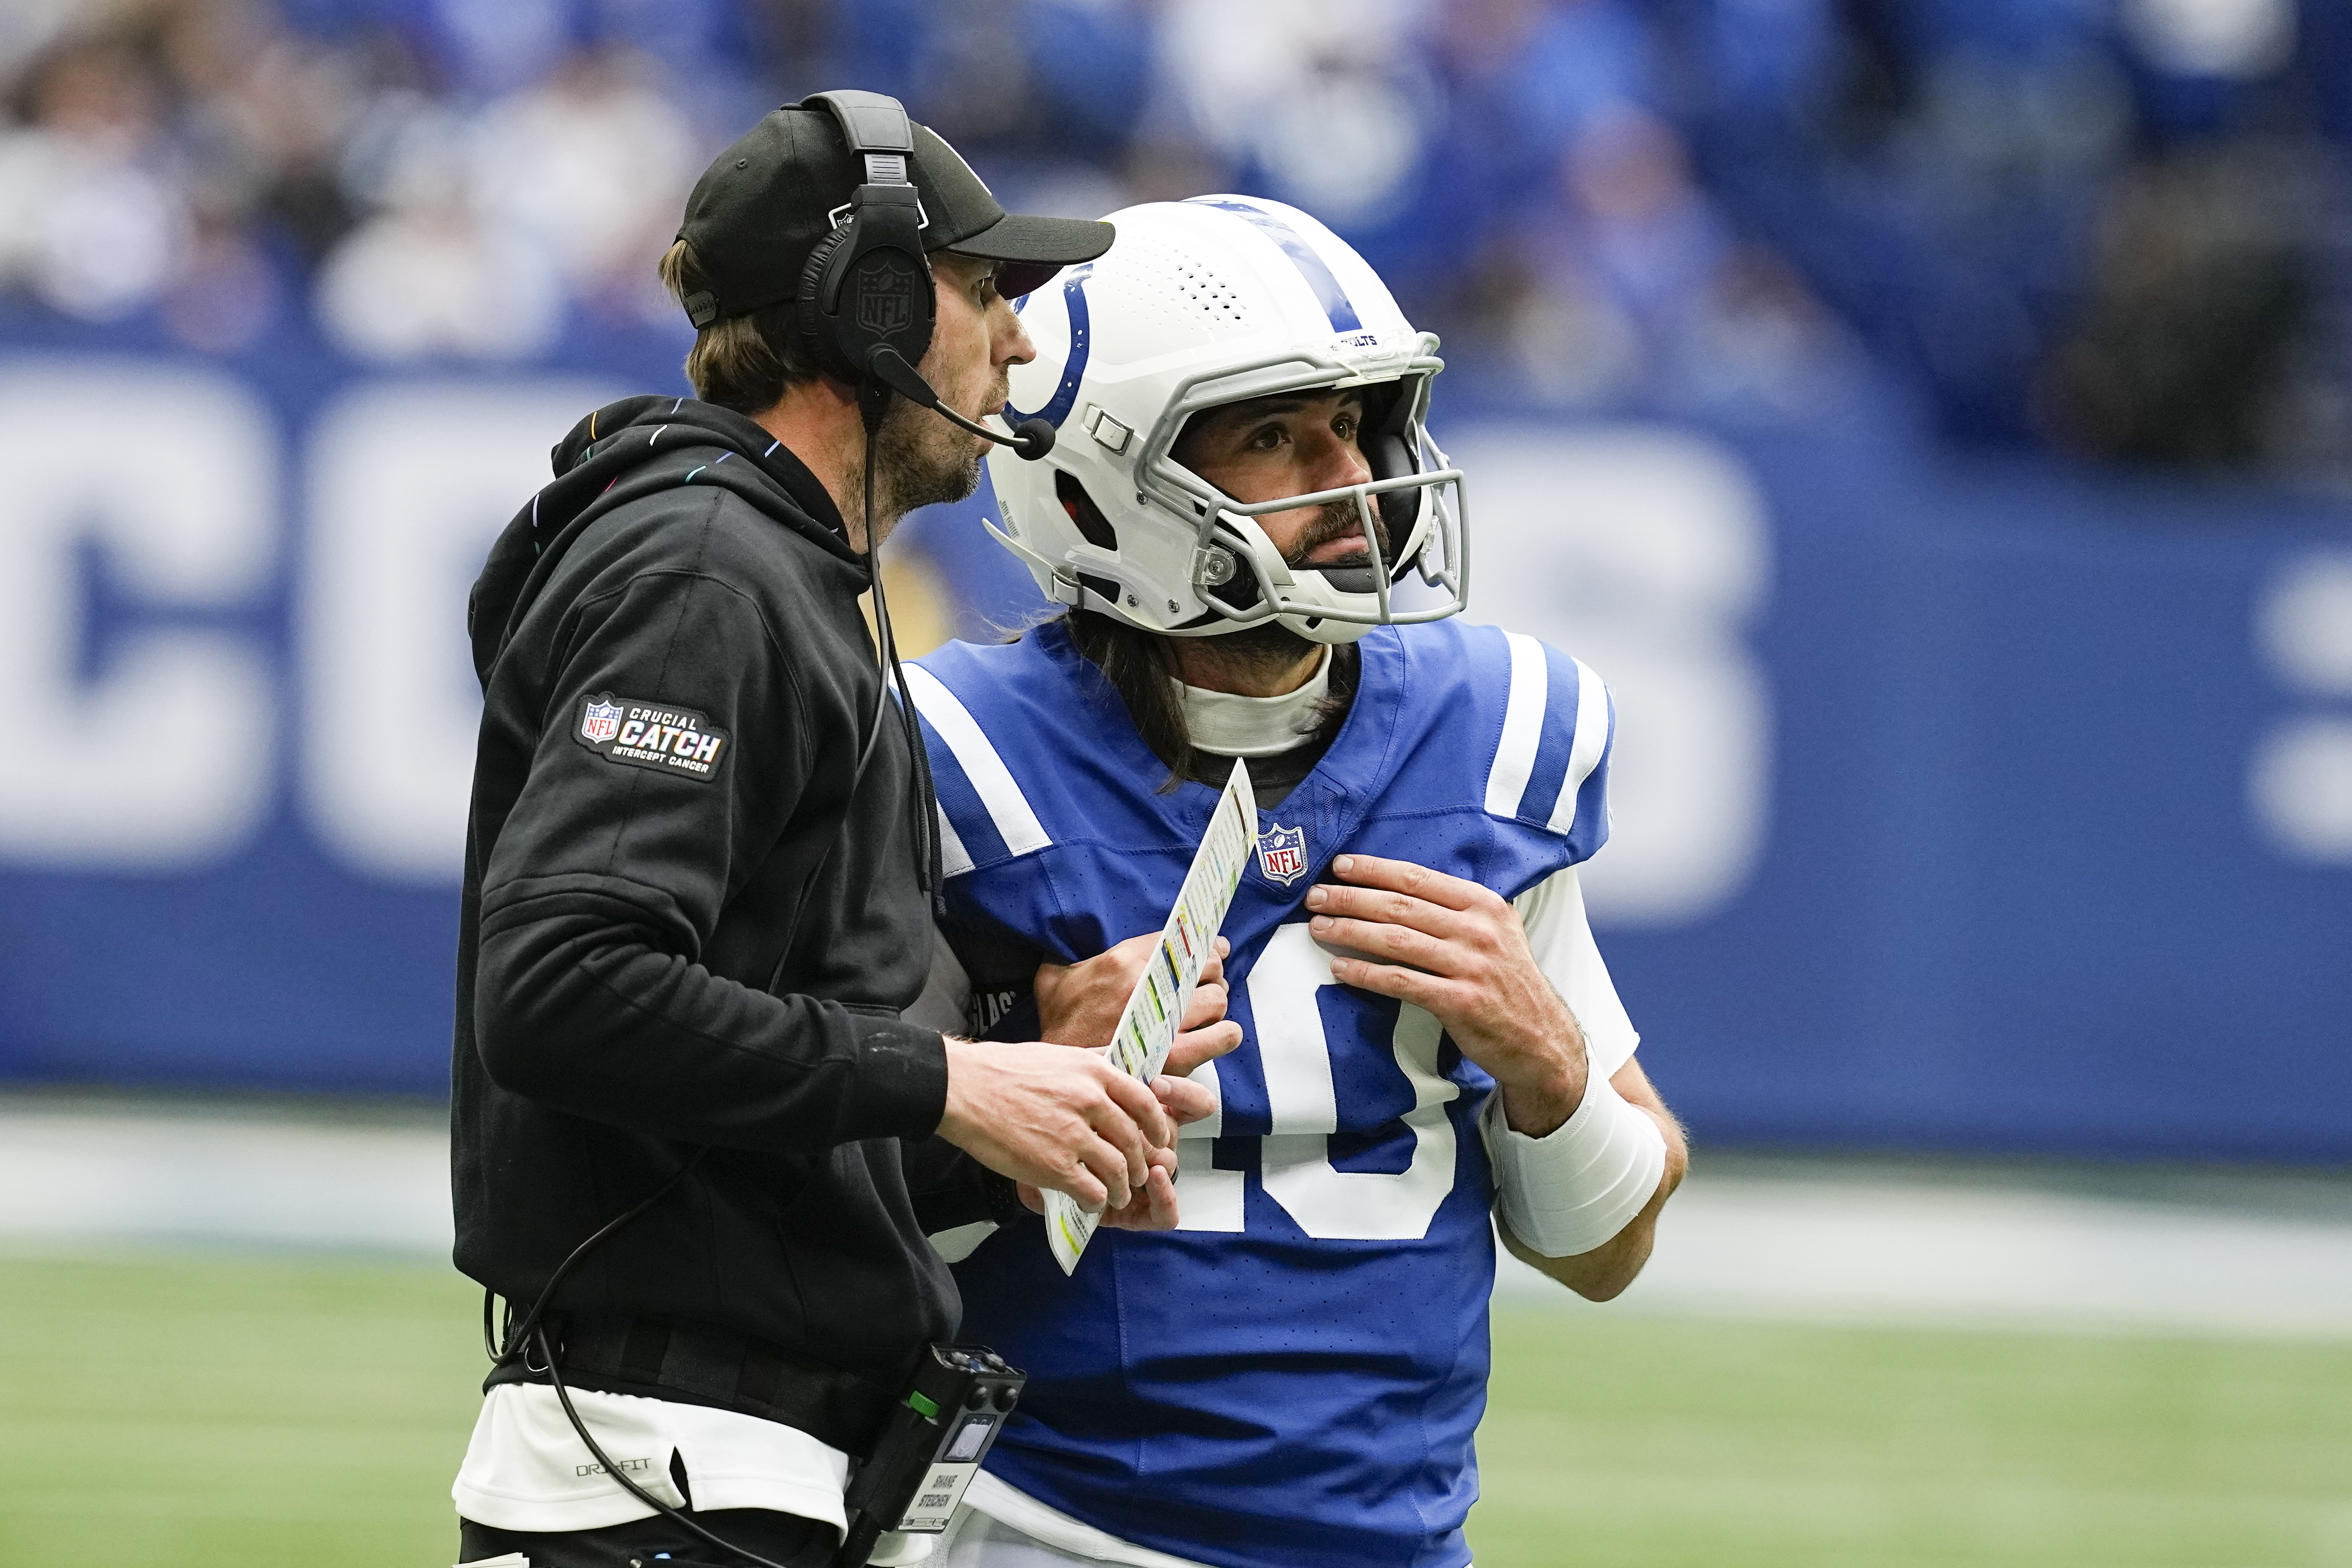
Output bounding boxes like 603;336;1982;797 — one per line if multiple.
1172;924;1465;1241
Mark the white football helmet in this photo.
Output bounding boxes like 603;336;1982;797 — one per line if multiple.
982;195;1467;645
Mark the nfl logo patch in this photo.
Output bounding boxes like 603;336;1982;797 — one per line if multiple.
1257;822;1308;887
855;259;917;334
580;696;623;744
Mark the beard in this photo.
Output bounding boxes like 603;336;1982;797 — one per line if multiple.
857;356;1007;546
869;394;984;532
1179;499;1398;681
1283;497;1393;571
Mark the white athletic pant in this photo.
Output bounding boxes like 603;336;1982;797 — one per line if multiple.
933;1505;1107;1566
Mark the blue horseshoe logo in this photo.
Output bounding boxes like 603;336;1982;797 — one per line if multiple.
1005;266;1093;431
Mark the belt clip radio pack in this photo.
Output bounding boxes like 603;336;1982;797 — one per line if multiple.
835;1344;1025;1567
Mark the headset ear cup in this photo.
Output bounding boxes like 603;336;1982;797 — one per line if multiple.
843;244;936;376
796;225;861;384
899;267;936;372
797;219;939;387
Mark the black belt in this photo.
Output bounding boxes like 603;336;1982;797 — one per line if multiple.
487;1314;904;1458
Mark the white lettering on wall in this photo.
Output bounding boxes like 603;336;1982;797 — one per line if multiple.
0;361;276;868
302;381;615;881
2250;551;2352;864
1451;425;1772;927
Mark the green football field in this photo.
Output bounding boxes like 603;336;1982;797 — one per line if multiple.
2;1251;2346;1568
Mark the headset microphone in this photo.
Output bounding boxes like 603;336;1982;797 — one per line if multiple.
865;346;1055;460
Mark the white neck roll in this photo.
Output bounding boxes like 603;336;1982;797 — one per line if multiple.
1171;647;1333;758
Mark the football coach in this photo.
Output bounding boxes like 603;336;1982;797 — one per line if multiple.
445;93;1212;1568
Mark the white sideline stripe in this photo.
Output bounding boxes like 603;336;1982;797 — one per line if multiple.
7;1104;2352;1340
0;1110;451;1254
898;665;1051;860
1548;660;1610;835
1484;632;1547;819
937;804;974;878
1494;1175;2352;1341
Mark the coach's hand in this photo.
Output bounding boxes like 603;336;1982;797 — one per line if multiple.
1012;1144;1183;1231
1035;933;1244;1084
939;1040;1180;1210
1305;853;1588;1138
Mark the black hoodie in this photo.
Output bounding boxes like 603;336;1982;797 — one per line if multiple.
453;394;985;1412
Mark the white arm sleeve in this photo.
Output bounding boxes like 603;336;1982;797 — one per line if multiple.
1513;863;1639;1080
1484;865;1667;1258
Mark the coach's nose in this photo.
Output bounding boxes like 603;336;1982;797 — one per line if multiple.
994;295;1036;369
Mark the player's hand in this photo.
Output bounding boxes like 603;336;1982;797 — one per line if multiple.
1304;853;1588;1137
1013;1144;1183;1230
1034;933;1243;1079
938;1039;1176;1209
1149;1070;1221;1131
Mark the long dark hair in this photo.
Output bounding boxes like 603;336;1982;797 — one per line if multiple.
1059;610;1358;791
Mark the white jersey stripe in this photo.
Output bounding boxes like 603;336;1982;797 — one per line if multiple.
1549;658;1610;835
1483;631;1548;819
936;803;975;877
900;664;1053;860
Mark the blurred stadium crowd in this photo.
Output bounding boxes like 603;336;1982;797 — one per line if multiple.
2;0;2349;469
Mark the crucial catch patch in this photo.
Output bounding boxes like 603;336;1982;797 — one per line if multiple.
574;692;730;781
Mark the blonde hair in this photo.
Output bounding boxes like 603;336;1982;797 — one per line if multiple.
658;239;821;412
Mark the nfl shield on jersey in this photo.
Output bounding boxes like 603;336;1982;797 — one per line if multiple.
1255;822;1308;887
907;618;1612;1568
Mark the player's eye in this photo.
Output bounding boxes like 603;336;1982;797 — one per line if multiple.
1246;423;1289;452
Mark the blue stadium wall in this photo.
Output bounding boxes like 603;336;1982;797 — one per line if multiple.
0;333;2345;1163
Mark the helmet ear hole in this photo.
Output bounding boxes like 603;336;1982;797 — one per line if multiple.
1055;469;1119;551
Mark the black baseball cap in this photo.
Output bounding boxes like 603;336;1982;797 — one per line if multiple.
675;100;1114;326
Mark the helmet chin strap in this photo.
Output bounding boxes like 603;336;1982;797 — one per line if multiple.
1198;511;1384;645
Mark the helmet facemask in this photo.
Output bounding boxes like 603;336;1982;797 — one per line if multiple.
1147;357;1468;646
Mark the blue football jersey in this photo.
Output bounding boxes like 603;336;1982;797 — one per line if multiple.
908;617;1613;1568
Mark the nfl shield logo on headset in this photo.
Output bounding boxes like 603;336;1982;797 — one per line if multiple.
1258;823;1309;887
580;696;623;744
855;257;917;334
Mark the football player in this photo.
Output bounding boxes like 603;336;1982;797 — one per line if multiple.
902;196;1688;1568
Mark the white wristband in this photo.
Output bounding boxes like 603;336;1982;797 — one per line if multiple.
1486;1067;1667;1259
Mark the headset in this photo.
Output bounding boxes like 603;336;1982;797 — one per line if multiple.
793;89;1056;460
